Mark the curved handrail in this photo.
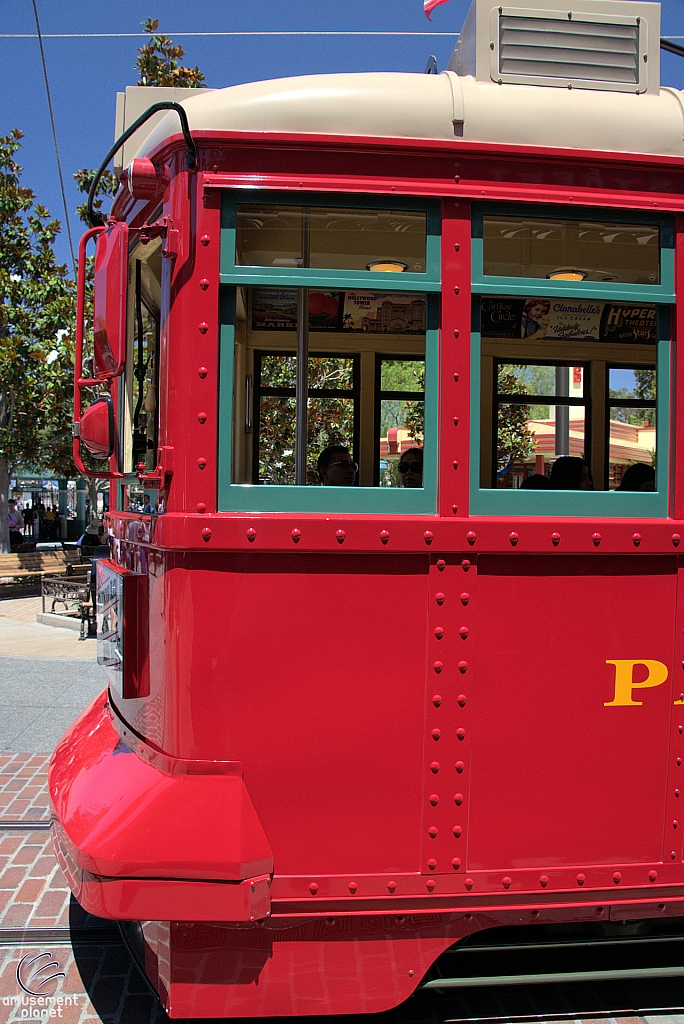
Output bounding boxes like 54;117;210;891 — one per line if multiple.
87;100;197;227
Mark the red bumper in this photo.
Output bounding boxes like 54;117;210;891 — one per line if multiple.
49;692;273;921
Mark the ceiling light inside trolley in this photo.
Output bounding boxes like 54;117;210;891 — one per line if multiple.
547;267;588;281
367;260;407;272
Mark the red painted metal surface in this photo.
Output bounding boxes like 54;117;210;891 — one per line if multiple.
49;695;273;920
470;556;676;873
92;221;128;378
78;395;114;459
49;115;684;1018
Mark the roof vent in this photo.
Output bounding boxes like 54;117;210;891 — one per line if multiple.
448;0;659;95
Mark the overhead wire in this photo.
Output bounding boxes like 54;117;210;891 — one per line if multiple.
30;0;76;277
2;30;463;37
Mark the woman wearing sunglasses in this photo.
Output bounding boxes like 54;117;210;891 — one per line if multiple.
398;447;423;488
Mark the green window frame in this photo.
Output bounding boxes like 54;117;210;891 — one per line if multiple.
218;192;440;514
470;203;672;518
472;204;675;303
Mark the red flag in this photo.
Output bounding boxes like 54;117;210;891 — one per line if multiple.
424;0;450;19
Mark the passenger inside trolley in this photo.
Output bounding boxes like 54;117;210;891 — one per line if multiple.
398;447;423;488
317;445;358;486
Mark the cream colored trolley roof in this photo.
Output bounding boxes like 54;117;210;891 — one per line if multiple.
135;0;684;161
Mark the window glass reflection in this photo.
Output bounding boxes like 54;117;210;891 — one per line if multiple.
236;205;427;273
483;216;660;284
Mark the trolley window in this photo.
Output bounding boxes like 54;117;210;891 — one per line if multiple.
218;193;439;514
118;237;161;513
470;204;672;518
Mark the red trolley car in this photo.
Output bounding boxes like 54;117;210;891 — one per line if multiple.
51;0;684;1015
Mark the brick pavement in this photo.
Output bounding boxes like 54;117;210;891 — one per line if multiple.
0;754;171;1023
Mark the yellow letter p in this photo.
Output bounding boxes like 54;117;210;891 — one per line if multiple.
604;660;669;706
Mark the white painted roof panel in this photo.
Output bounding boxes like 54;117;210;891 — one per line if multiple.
136;71;684;161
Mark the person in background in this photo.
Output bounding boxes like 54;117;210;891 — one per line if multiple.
7;500;24;550
77;521;104;558
520;473;551;489
398;448;423;488
550;456;593;490
22;504;34;537
318;445;357;486
616;463;655;492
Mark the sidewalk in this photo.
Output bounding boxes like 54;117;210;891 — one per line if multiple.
0;597;95;659
0;598;104;754
0;600;170;1022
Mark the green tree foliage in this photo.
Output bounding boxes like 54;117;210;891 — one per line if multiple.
497;367;535;470
258;356;354;485
379;360;425;443
635;368;656;402
73;168;119;227
0;130;76;551
136;18;206;88
609;368;656;426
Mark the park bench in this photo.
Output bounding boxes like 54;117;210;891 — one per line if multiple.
41;570;95;639
0;549;82;582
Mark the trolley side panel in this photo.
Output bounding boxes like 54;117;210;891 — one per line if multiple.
468;554;676;871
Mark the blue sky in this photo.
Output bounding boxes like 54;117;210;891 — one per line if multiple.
2;0;684;272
